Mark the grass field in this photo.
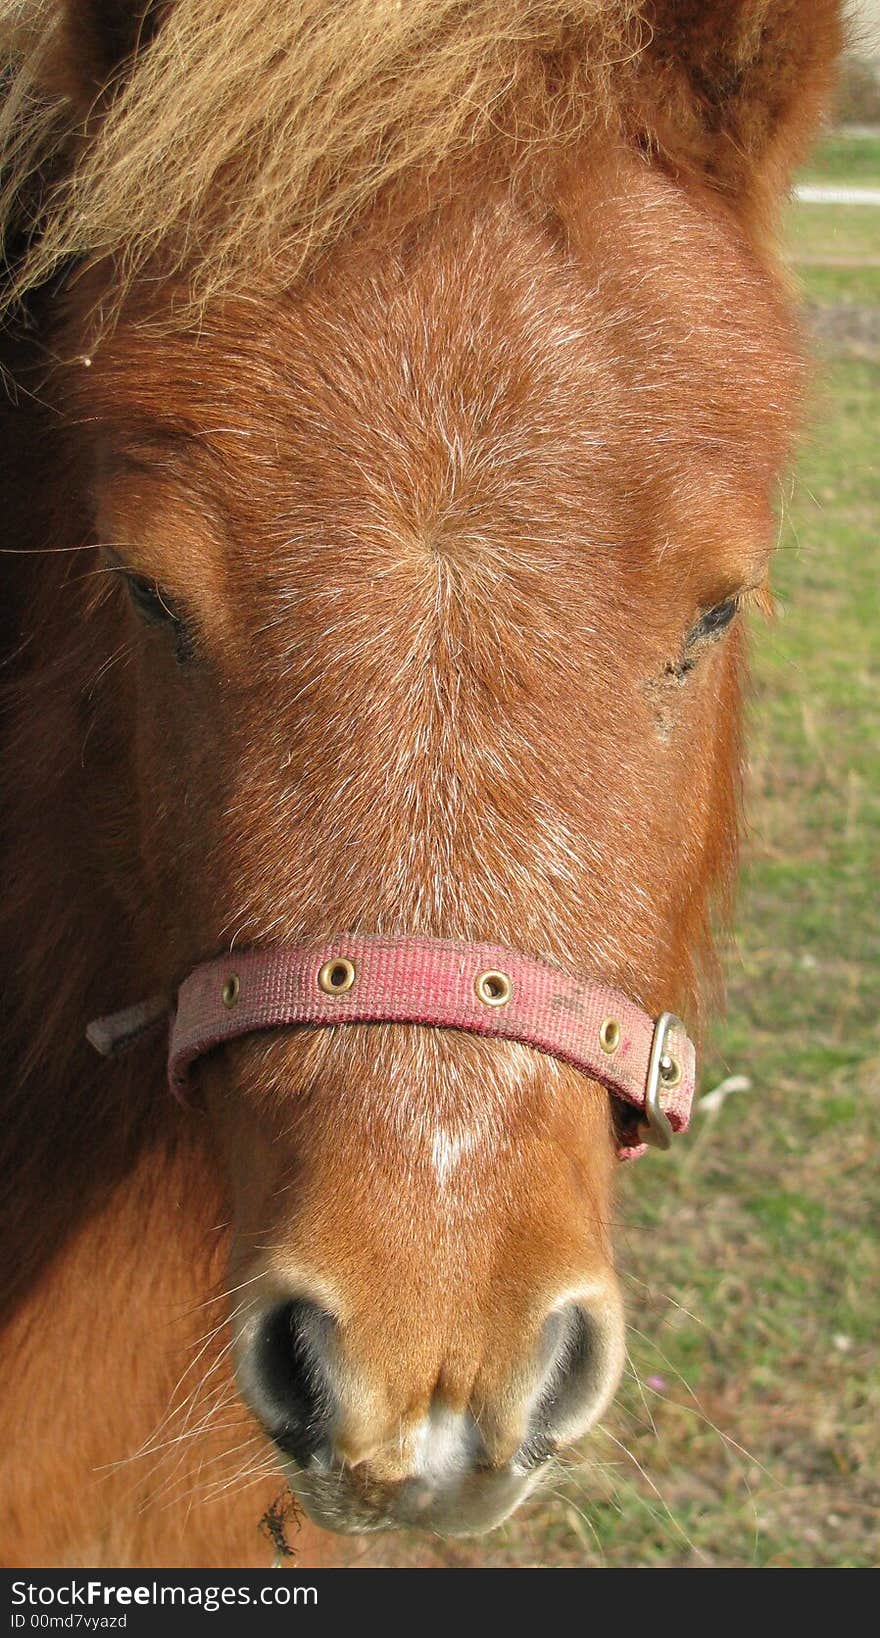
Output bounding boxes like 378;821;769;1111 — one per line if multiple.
799;130;880;185
365;136;880;1571
791;132;880;281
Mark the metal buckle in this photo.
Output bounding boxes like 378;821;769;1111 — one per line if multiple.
637;1011;680;1150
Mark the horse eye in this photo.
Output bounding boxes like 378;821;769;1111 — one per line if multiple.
126;571;174;624
121;571;193;663
685;597;739;648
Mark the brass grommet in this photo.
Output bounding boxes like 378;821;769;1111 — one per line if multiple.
474;969;512;1007
599;1017;621;1055
221;973;241;1009
318;956;356;995
658;1050;682;1088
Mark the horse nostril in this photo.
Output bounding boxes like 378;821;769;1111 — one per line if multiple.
250;1298;336;1466
519;1301;617;1464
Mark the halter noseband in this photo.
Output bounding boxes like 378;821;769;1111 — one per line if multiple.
86;935;696;1160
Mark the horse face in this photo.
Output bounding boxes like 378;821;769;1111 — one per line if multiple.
73;155;799;1533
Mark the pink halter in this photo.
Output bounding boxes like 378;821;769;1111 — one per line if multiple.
86;934;696;1159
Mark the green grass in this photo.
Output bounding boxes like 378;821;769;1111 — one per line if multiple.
787;201;880;263
790;132;880;271
794;261;880;304
797;131;880;186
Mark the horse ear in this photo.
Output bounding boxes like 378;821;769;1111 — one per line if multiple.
59;2;171;107
640;0;845;221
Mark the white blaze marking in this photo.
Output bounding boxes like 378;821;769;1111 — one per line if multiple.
430;1126;474;1183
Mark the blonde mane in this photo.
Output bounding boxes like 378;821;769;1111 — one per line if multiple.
0;0;643;322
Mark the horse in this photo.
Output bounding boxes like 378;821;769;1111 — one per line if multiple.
0;1;844;1568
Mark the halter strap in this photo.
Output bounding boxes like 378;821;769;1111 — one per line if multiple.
86;934;696;1160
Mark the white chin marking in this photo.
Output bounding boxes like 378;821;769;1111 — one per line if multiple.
409;1405;478;1482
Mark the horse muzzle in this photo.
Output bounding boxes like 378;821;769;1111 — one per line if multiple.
232;1285;626;1538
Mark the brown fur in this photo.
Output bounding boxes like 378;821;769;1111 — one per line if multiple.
1;0;842;1567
